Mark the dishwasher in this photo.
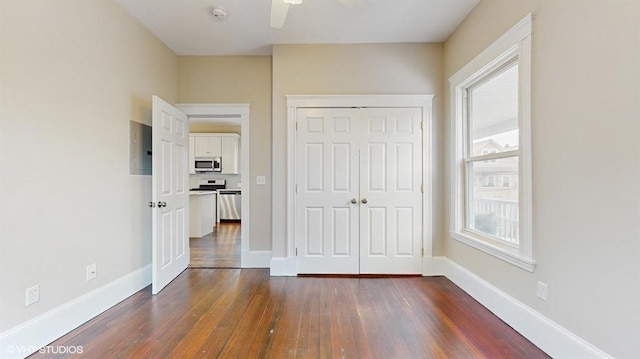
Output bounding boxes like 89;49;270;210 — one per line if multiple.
218;189;241;221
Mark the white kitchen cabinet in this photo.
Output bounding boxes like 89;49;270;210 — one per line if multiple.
221;135;239;174
189;192;216;238
190;133;239;174
189;136;196;174
194;136;221;157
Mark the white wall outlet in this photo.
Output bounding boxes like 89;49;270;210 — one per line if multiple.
25;285;39;306
86;263;97;281
256;175;266;185
536;281;549;301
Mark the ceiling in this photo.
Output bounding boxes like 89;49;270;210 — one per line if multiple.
115;0;479;56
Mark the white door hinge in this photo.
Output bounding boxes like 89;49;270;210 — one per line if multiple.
295;248;298;256
420;121;424;130
421;184;424;193
295;121;299;131
421;248;424;257
295;184;299;193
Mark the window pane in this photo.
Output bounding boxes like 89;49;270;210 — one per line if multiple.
467;157;519;244
470;64;519;155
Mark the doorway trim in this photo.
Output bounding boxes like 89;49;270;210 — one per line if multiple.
176;103;261;268
274;94;434;276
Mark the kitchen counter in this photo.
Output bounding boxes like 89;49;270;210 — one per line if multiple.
189;191;217;238
189;190;217;196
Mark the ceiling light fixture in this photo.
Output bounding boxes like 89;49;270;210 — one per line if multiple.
283;0;302;4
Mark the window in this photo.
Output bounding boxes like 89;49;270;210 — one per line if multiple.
484;175;496;187
450;14;534;271
502;176;510;187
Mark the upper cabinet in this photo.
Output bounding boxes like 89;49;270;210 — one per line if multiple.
220;136;239;174
190;133;240;174
189;137;196;174
194;136;222;157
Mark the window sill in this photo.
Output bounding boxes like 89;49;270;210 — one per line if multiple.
450;231;536;272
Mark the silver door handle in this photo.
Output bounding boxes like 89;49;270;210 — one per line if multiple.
158;201;167;208
148;202;156;208
350;198;357;204
361;198;368;204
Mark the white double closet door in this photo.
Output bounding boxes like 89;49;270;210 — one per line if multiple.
295;107;423;274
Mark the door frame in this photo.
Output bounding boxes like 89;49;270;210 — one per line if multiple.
284;95;434;275
176;103;254;268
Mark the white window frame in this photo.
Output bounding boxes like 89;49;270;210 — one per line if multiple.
449;14;535;272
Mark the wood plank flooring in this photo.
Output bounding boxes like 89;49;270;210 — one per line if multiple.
30;269;549;358
190;222;241;268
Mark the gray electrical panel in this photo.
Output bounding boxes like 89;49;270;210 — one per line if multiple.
130;121;152;175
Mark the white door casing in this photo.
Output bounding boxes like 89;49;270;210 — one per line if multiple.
295;106;423;274
295;108;360;274
176;103;255;267
152;96;190;294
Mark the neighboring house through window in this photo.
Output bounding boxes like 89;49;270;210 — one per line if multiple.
449;14;535;271
502;175;511;187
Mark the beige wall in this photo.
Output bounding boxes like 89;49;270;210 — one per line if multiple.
443;1;640;357
178;56;272;250
271;43;446;257
189;124;241;133
0;0;177;331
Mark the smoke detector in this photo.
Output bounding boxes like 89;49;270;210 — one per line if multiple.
211;6;227;19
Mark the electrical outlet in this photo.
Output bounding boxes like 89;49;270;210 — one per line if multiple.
86;263;97;281
256;175;266;185
25;285;39;306
536;281;549;301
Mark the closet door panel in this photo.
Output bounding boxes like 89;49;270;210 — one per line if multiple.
359;108;423;274
295;108;360;274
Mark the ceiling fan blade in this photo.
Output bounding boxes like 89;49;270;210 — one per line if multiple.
270;0;290;29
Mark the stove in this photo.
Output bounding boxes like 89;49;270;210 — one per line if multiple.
190;179;226;191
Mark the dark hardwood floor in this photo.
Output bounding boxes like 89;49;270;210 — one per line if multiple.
190;222;241;268
30;269;549;358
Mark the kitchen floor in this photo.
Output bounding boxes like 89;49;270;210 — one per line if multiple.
190;222;240;268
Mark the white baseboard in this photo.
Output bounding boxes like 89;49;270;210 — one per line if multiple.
270;256;297;276
422;255;448;276
0;265;151;359
241;250;272;268
439;257;613;359
1;257;613;359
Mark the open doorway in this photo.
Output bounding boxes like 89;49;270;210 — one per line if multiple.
177;104;250;269
189;222;240;267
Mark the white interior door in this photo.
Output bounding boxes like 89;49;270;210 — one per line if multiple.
152;95;190;294
295;108;360;274
295;107;423;274
359;108;423;274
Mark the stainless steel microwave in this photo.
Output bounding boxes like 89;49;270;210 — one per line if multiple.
194;157;221;172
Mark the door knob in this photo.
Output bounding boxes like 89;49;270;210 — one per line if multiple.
361;198;368;204
350;198;357;204
158;201;167;208
148;202;156;208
